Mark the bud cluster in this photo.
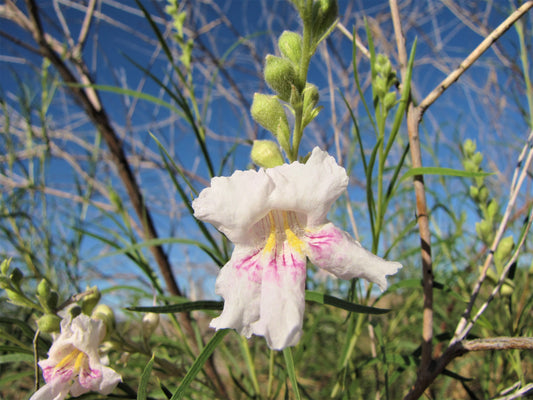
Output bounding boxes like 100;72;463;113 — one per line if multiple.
373;54;398;112
462;140;515;296
250;0;338;167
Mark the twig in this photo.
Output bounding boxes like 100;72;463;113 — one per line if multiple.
419;1;533;113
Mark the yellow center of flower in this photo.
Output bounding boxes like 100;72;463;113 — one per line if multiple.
263;211;304;254
54;348;88;375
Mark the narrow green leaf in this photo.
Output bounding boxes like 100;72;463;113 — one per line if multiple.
0;353;34;364
305;291;391;314
127;301;223;314
171;329;229;400
400;167;493;182
138;354;155;400
282;348;301;400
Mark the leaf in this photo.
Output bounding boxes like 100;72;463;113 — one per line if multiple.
138;354;155;400
171;329;229;400
305;291;391;314
283;348;301;400
400;167;493;182
127;301;223;314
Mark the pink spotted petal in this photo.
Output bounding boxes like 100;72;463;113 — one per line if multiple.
251;240;307;350
305;223;402;291
209;245;264;337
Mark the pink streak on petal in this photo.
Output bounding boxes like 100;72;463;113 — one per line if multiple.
305;225;342;262
78;367;102;389
234;248;263;283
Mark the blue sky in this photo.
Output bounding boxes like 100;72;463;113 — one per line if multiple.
0;0;531;301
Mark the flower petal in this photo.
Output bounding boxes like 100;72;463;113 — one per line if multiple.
193;169;274;243
209;245;264;337
251;240;307;350
305;223;402;291
30;382;70;400
267;147;348;227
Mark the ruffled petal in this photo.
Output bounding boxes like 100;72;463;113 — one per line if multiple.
29;381;70;400
251;240;307;350
267;147;348;227
193;169;274;243
209;245;264;337
305;223;402;291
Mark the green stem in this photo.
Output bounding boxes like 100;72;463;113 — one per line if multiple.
240;336;260;395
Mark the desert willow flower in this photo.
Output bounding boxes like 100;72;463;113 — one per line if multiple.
193;147;402;350
31;314;121;400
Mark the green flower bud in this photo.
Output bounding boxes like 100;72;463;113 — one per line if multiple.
472;152;483;167
302;83;320;113
251;93;290;149
483;266;498;285
1;258;11;275
469;186;479;201
251;140;285;168
494;236;514;272
463;139;476;157
486;199;498;221
278;31;302;65
478;186;489;204
375;54;392;78
37;279;51;299
383;91;397;111
264;55;297;101
373;77;387;99
476;220;493;244
9;268;23;288
81;286;101;315
500;279;514;297
37;313;61;333
311;0;338;45
142;312;160;339
46;291;59;311
92;304;115;335
462;159;476;173
68;305;82;319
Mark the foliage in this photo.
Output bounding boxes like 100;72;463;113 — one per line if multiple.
0;0;532;399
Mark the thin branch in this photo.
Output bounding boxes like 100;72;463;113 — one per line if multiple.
419;1;533;113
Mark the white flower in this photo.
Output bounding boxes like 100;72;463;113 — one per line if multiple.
30;314;121;400
193;147;402;350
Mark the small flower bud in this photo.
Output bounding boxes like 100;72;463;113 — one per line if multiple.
68;305;82;319
46;291;59;311
37;279;51;299
251;140;285;168
311;0;338;45
463;139;476;157
92;304;115;335
476;220;493;244
494;236;514;271
5;289;34;308
383;91;397;111
472;152;483;167
375;54;392;78
302;84;320;112
251;93;290;145
477;186;489;204
9;268;23;288
373;78;387;99
142;312;160;339
264;55;297;101
500;280;514;297
81;286;101;315
37;313;61;333
486;199;498;221
278;31;302;65
469;186;479;201
462;159;478;173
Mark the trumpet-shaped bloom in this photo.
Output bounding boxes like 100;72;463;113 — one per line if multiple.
193;147;402;349
30;314;121;400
